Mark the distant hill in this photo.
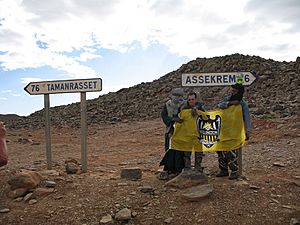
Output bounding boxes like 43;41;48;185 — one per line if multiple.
0;114;25;123
4;53;300;129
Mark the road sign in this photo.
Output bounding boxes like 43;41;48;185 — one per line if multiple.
24;78;102;95
182;72;258;87
24;77;102;172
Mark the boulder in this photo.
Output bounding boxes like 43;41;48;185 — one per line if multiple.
181;184;213;201
165;170;208;189
8;171;42;190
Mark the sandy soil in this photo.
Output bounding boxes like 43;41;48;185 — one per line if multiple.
0;117;299;225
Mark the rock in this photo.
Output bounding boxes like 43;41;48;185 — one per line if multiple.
7;188;28;199
249;185;260;190
28;199;38;205
164;217;173;224
120;167;142;180
273;162;285;167
0;208;10;213
44;181;56;187
31;142;41;145
232;180;249;187
100;214;113;224
115;208;131;221
32;188;55;198
23;192;33;202
181;184;213;201
290;218;300;225
8;171;42;190
18;138;33;144
13;197;23;202
40;170;60;176
271;198;280;204
139;185;154;193
165;170;208;189
65;162;79;174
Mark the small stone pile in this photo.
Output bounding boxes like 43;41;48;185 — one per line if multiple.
6;170;55;206
3;53;299;129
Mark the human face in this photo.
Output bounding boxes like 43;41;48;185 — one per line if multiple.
188;95;196;107
230;87;239;95
171;95;184;104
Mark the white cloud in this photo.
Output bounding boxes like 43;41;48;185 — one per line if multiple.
21;77;43;84
0;0;300;80
75;52;102;62
1;90;12;93
11;93;21;97
1;90;20;97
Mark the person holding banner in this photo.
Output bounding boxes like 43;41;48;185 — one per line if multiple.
159;88;185;178
181;91;205;172
216;83;252;179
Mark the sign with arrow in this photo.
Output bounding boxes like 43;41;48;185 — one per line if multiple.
182;72;258;87
24;77;102;172
24;78;102;95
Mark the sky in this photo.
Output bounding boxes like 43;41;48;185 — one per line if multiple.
0;0;299;116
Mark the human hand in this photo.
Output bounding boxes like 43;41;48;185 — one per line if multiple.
173;117;183;123
191;108;197;117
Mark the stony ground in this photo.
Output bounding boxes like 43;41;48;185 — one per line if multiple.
0;117;299;225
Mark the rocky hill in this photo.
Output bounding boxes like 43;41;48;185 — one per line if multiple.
3;53;300;129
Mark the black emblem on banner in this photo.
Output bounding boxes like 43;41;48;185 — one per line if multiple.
196;114;221;148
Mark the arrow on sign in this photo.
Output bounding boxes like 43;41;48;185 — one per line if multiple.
24;78;102;95
182;72;258;87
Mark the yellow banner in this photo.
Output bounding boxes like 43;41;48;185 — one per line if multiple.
170;105;245;152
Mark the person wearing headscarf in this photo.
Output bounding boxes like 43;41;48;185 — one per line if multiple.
159;88;186;178
216;83;252;179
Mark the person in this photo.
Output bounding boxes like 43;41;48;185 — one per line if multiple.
0;121;8;167
216;83;252;180
159;88;185;178
181;91;205;172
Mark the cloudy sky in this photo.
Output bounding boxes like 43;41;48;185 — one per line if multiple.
0;0;299;116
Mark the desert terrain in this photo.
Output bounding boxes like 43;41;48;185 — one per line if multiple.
0;116;299;225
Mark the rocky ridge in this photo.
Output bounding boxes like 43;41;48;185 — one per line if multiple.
3;54;300;128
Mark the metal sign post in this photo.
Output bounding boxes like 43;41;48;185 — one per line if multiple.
182;72;258;177
80;92;87;172
25;78;102;172
44;94;52;170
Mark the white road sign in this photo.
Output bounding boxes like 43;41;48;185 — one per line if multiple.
182;72;258;87
24;78;102;95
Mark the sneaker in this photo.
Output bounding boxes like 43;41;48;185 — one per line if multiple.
229;172;239;180
216;170;229;177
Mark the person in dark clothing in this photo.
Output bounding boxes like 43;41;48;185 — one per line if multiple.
216;83;252;180
181;92;205;172
159;88;185;177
